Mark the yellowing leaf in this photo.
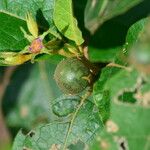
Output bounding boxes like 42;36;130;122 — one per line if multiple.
26;12;38;38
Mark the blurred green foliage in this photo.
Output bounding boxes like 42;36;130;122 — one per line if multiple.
0;0;150;150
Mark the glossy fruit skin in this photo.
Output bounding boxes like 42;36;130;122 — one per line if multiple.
54;58;90;95
52;95;80;117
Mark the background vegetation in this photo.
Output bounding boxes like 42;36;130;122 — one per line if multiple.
0;0;150;150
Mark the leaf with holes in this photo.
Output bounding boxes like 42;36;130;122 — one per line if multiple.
90;101;150;150
104;69;140;101
12;100;103;150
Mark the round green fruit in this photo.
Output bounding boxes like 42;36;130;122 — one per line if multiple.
54;58;91;95
52;95;80;117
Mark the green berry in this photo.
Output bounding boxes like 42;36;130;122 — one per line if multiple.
54;58;90;95
52;95;80;117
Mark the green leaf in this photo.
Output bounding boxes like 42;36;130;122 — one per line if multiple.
104;69;139;100
12;100;103;149
87;4;147;64
12;131;26;150
128;17;150;74
53;0;84;45
0;12;28;51
89;46;121;62
6;62;60;129
85;0;142;33
93;67;121;122
90;102;150;150
93;66;140;124
0;0;56;53
52;95;80;117
87;20;129;63
125;18;147;50
0;0;55;27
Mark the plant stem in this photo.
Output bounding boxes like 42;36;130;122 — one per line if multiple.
0;66;17;149
107;63;132;71
62;89;92;150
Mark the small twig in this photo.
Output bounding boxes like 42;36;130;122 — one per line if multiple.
0;66;17;148
107;63;132;71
